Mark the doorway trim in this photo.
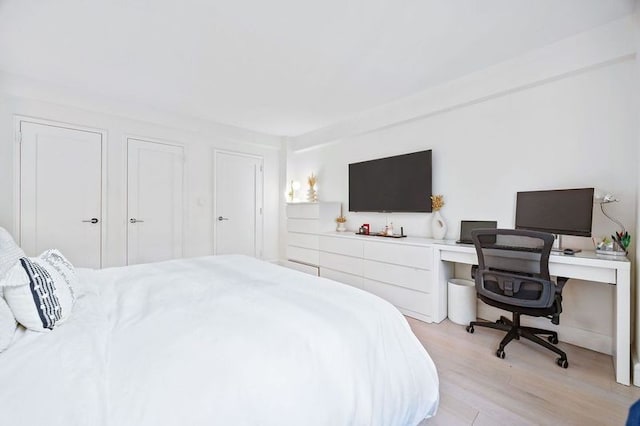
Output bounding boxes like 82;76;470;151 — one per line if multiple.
13;115;108;267
212;149;264;258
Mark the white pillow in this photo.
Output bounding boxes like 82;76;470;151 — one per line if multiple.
0;227;25;280
0;227;24;350
1;250;76;332
0;296;17;352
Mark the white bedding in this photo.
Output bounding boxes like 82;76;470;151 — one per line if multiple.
0;255;438;425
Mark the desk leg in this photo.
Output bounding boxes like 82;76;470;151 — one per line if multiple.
616;267;631;386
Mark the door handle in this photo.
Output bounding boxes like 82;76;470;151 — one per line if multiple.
218;216;229;221
130;218;145;224
82;218;99;224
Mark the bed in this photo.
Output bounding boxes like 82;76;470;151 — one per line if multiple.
0;254;439;425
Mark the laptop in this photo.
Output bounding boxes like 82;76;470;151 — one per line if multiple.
456;220;498;244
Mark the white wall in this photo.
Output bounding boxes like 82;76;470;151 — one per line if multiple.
0;78;283;266
288;16;637;244
288;60;636;243
286;17;638;355
634;5;640;385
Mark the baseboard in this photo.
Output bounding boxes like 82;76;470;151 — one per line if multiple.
633;348;640;387
398;307;433;324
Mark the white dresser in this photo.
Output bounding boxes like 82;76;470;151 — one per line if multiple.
318;233;439;323
285;202;340;275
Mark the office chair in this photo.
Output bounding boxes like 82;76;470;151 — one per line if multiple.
465;228;569;368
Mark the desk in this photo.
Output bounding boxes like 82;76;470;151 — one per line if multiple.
302;232;632;386
431;240;631;386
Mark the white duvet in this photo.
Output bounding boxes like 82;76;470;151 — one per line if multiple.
0;255;438;426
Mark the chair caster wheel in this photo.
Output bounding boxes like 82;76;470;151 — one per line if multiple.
496;349;505;359
466;326;474;334
556;358;568;368
548;335;559;344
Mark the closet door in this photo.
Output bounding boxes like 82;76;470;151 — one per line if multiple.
127;138;184;265
214;150;263;257
20;121;104;268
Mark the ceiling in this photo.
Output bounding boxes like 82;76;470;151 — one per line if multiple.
0;0;635;136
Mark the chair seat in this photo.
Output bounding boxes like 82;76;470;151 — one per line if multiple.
478;293;558;318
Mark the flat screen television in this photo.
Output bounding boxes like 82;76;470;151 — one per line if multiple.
349;150;432;212
515;188;594;237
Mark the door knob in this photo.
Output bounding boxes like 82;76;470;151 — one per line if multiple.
218;216;229;221
130;218;145;224
82;218;99;224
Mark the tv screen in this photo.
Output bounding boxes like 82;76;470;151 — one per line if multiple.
349;150;432;212
515;188;594;237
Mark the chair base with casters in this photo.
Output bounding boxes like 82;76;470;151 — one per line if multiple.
466;313;568;368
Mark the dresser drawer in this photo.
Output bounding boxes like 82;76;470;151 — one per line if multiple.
287;218;319;234
319;251;364;276
283;260;319;276
320;267;364;289
287;245;319;266
287;232;319;250
286;203;320;219
363;260;433;293
364;278;432;315
319;235;363;257
363;241;433;270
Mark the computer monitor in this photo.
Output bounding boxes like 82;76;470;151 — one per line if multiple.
515;188;594;237
457;220;497;244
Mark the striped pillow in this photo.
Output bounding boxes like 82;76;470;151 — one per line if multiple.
1;250;76;332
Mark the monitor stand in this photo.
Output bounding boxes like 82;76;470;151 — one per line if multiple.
551;234;582;253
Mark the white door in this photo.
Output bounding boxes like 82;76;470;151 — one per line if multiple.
20;121;103;268
127;139;184;265
214;151;263;257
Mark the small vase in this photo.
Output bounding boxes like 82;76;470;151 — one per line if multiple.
307;186;318;202
337;222;347;232
431;210;447;240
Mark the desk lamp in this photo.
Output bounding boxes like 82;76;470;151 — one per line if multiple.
596;194;630;255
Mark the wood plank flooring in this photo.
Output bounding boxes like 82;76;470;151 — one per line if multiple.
409;317;640;425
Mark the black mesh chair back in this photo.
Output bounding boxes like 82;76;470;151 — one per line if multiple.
471;228;556;309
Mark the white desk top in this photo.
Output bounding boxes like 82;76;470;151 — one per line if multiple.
432;239;629;267
323;232;630;270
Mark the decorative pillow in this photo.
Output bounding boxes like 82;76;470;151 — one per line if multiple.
0;296;17;352
1;250;76;332
0;227;25;280
0;227;24;350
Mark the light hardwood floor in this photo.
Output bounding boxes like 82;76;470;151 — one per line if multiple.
409;317;640;425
